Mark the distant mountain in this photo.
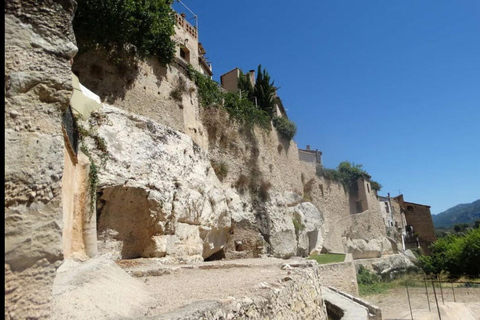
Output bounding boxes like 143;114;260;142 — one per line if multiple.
433;199;480;228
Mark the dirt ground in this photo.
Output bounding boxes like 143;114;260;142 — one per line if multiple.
363;286;480;320
117;257;303;317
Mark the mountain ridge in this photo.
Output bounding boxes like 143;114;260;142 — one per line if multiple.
433;199;480;228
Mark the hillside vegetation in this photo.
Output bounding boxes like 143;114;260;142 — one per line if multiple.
433;199;480;228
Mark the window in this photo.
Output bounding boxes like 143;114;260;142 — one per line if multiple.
385;202;390;213
407;205;414;211
180;47;190;63
367;183;370;193
356;201;363;213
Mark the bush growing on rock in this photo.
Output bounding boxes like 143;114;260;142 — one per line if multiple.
74;0;176;65
316;161;382;192
273;116;297;141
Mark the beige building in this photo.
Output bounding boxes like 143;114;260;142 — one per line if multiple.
379;194;407;251
173;12;212;78
220;68;288;118
298;145;323;166
220;68;255;93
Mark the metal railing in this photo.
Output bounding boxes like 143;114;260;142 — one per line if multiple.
403;277;480;320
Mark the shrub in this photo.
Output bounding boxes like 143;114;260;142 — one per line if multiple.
316;161;382;194
187;65;223;108
273;116;297;141
316;165;341;182
303;178;315;201
170;77;187;101
235;174;250;194
258;180;272;202
211;160;228;182
370;180;382;192
357;265;380;285
74;0;176;65
224;92;271;131
170;88;182;101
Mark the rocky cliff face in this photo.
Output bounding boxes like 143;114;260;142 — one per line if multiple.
5;0;77;318
80;105;326;263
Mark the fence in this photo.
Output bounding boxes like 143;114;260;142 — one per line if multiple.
402;278;480;320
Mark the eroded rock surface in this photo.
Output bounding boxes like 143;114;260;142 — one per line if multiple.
5;0;77;318
83;105;327;263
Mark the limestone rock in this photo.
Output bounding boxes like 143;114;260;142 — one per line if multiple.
288;201;325;256
85;105;231;262
5;0;77;318
346;239;382;259
355;254;416;279
346;237;397;259
52;257;156;319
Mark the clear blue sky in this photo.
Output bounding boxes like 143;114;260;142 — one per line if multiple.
174;1;480;214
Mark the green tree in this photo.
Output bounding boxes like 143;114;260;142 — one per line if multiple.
474;220;480;229
74;0;176;65
453;223;469;233
254;65;277;117
419;228;480;279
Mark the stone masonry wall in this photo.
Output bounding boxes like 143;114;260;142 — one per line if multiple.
145;267;328;320
5;0;77;318
316;260;359;296
72;50;208;150
298;163;388;254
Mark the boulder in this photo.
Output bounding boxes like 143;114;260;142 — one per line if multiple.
288;201;325;256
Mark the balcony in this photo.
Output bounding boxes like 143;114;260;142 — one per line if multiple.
175;13;197;39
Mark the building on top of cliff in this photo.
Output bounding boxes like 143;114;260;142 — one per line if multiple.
379;194;408;252
393;194;436;255
173;3;213;78
298;145;323;166
220;68;288;118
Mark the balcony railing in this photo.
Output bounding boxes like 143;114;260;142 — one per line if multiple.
175;13;197;39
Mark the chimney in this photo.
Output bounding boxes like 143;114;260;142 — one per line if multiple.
306;145;310;150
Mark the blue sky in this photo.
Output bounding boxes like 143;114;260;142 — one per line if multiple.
173;1;480;214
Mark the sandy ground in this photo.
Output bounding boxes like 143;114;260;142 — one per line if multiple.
363;286;480;320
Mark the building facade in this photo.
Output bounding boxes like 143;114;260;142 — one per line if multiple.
394;195;436;255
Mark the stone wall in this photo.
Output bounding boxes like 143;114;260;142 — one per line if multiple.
5;0;77;318
72;51;208;150
144;267;328;320
296;164;389;256
316;260;359;296
71;44;392;262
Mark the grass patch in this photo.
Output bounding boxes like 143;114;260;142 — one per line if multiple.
292;216;305;238
359;282;394;296
308;253;345;265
